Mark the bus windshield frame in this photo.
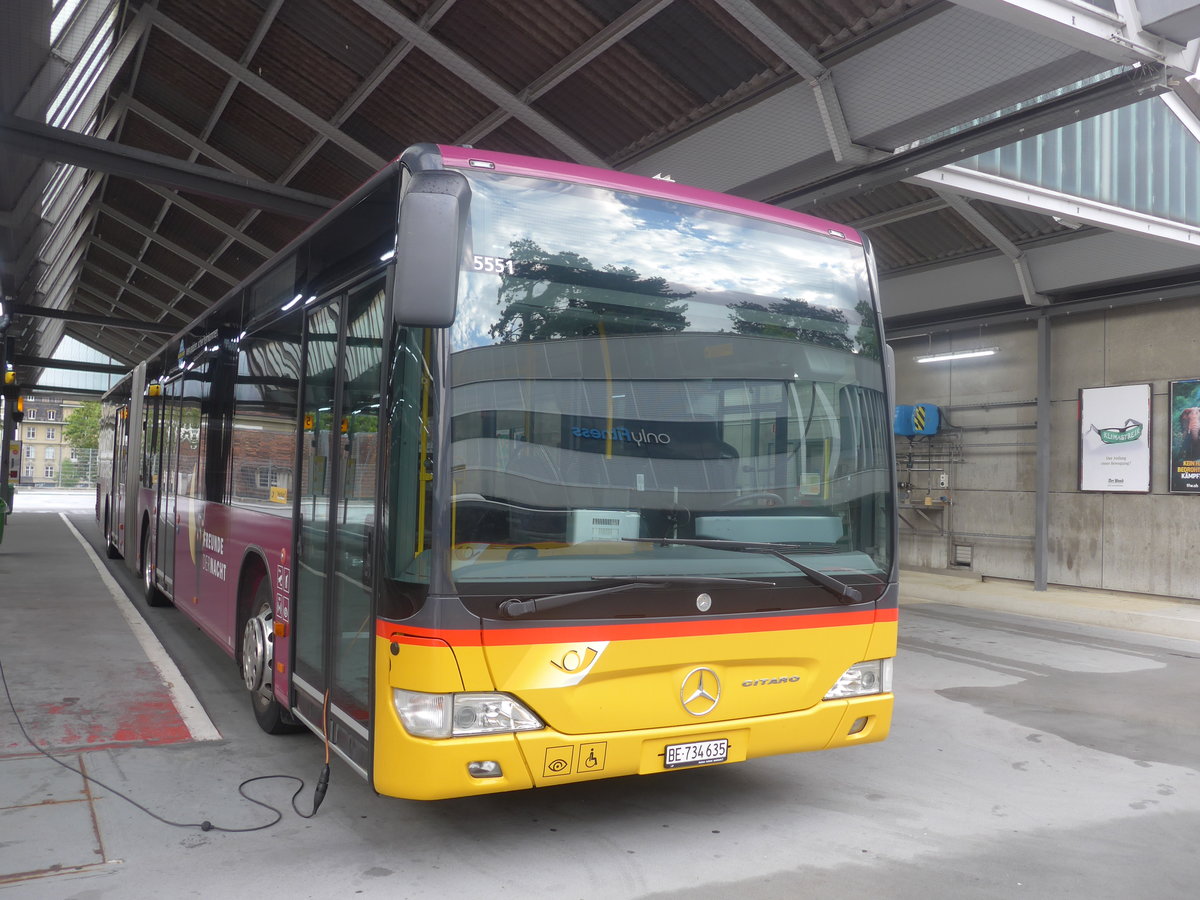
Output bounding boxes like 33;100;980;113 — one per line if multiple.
430;169;893;601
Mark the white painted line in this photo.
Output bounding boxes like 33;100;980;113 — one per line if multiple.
61;514;222;742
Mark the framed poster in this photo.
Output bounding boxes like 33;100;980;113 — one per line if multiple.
1169;379;1200;494
1079;383;1151;493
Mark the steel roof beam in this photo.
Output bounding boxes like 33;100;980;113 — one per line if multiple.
42;158;105;233
74;290;162;360
50;2;143;137
1163;87;1200;141
0;113;336;221
88;237;210;306
7;302;175;334
118;1;288;328
9;10;137;371
849;197;950;230
915;164;1200;247
713;0;880;165
4;156;53;239
81;261;193;322
140;184;273;261
38;212;95;303
774;63;1172;207
122;97;264;182
97;204;238;285
145;7;388;173
459;0;675;146
352;0;606;166
953;0;1200;75
268;0;461;194
153;0;459;324
29;109;121;339
11;354;128;376
40;173;104;271
935;189;1048;305
885;272;1200;338
199;0;286;149
11;0;115;119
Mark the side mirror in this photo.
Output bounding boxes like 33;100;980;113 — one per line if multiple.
392;170;471;327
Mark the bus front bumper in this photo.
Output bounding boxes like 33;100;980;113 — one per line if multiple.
371;693;892;801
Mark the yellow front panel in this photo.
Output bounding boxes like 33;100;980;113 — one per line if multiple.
371;616;896;801
482;621;876;734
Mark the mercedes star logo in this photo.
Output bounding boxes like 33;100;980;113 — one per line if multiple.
680;666;721;716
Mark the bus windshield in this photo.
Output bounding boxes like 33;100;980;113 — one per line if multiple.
444;171;891;587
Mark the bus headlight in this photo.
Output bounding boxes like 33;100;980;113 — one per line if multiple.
824;659;894;700
393;690;544;738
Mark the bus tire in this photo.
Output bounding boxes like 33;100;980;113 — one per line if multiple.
103;503;121;558
140;525;170;608
241;576;302;735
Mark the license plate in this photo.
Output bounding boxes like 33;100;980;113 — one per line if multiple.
663;738;729;769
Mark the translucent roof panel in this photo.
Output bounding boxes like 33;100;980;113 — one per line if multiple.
958;96;1200;228
35;335;123;393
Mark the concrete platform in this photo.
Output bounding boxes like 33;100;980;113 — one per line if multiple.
0;509;219;888
900;568;1200;643
1;507;1198;894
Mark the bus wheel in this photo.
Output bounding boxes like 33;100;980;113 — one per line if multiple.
103;506;121;558
140;529;170;607
241;579;300;735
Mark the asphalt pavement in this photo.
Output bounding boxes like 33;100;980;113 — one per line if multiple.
1;507;1198;898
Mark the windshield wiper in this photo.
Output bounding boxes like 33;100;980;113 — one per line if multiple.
623;537;864;606
499;582;664;618
590;575;776;586
498;575;775;619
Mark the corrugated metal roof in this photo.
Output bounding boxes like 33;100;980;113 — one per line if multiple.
2;0;1192;373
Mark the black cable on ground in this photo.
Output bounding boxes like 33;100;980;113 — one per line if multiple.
0;650;326;832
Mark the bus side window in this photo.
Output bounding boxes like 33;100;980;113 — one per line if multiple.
387;328;432;586
230;314;302;511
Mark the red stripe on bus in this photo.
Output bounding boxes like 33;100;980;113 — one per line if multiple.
380;633;449;648
379;607;894;647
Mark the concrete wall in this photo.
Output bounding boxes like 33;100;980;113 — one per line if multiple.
890;295;1200;599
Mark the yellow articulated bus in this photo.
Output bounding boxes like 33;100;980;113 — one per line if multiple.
100;143;897;801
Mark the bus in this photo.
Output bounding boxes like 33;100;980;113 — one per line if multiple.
98;144;898;800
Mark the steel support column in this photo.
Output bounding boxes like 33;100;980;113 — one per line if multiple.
1034;316;1051;591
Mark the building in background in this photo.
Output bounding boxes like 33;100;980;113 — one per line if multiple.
16;337;119;487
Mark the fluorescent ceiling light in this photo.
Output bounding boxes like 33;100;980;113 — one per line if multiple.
915;347;998;363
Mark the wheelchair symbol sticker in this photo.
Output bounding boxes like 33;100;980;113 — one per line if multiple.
544;746;574;777
577;742;606;773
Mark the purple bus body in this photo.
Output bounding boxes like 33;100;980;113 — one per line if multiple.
436;144;863;245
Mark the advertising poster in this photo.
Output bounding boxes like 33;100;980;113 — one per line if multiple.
1079;383;1151;493
1169;379;1200;494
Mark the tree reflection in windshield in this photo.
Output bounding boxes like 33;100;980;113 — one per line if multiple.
490;238;693;343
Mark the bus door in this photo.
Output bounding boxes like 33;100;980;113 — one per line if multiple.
156;377;182;595
293;276;386;774
108;404;130;554
172;360;208;609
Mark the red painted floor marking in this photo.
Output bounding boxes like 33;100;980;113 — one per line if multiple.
3;664;193;757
